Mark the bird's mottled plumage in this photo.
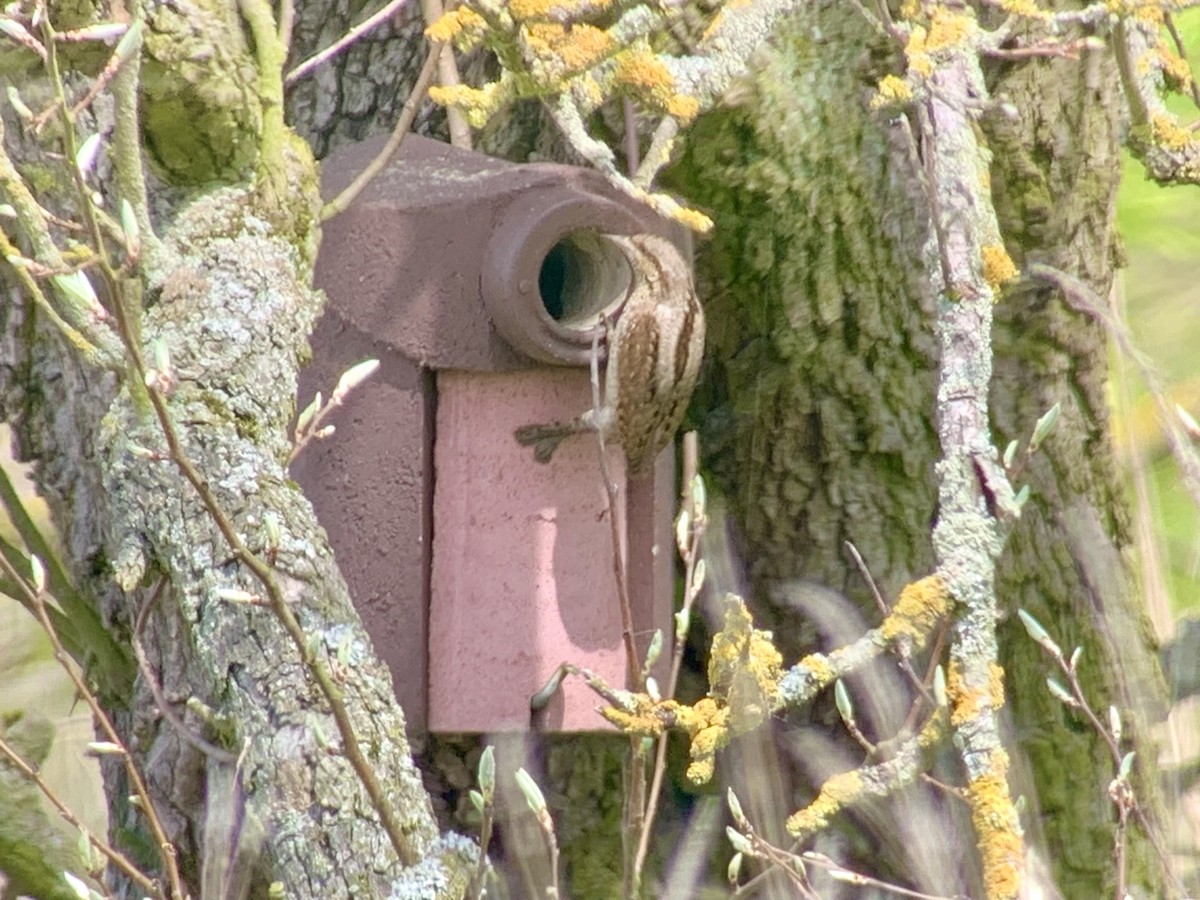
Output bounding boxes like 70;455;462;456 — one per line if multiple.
515;233;705;475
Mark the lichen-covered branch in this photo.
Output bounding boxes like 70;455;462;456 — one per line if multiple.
425;0;808;231
895;6;1024;898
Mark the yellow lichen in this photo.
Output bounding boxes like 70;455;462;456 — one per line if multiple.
425;7;487;48
683;699;731;784
906;26;934;78
523;22;614;77
1157;37;1194;91
1151;114;1193;152
905;7;977;77
613;48;699;122
600;694;672;736
967;752;1024;900
671;205;714;234
925;7;977;51
1106;0;1163;24
981;244;1018;292
602;693;732;785
797;652;834;686
510;0;614;20
998;0;1050;19
946;658;1008;727
708;596;783;727
879;576;952;647
606;597;784;785
988;662;1006;710
871;74;914;110
786;769;863;836
667;93;700;121
428;82;502;129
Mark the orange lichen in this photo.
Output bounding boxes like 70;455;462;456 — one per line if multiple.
871;74;914;110
1151;113;1194;152
967;752;1024;900
510;0;611;19
879;576;952;647
925;7;977;52
523;22;614;77
425;7;487;47
786;769;863;836
981;244;1019;292
614;49;699;122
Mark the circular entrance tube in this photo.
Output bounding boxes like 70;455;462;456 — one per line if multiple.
482;193;646;366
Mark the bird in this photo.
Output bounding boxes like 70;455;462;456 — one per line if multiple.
514;233;705;476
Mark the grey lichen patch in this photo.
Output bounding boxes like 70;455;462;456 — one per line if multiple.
87;177;445;890
387;832;478;900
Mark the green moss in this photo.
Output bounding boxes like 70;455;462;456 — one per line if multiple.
140;2;261;185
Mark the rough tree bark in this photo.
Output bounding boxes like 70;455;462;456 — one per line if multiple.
0;1;1174;898
0;2;472;897
668;4;1168;896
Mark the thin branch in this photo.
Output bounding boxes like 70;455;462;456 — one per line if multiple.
0;551;183;899
0;732;161;897
133;581;238;763
1164;12;1200;111
321;39;441;220
420;0;472;148
285;0;414;86
111;0;163;274
633;432;705;885
1027;263;1200;517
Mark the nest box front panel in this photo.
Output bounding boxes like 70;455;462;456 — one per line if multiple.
429;368;628;733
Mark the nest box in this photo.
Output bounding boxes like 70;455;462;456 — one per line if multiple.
292;135;680;734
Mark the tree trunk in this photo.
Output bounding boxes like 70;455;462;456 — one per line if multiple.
0;1;1173;896
667;3;1168;896
0;4;471;896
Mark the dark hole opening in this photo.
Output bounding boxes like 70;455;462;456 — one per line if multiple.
539;242;571;321
536;232;631;329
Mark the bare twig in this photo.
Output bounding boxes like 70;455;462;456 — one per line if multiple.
1021;612;1184;896
420;0;472;148
802;851;962;900
0;551;183;899
1028;263;1200;518
285;0;413;86
321;39;441;220
582;320;653;896
633;432;705;884
133;581;238;763
0;732;161;896
1164;12;1200;111
588;320;642;691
